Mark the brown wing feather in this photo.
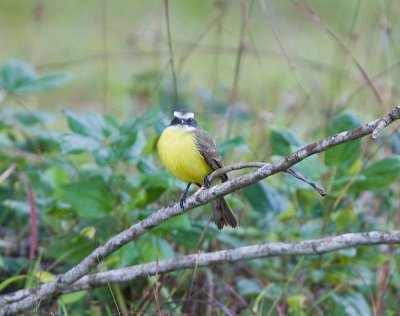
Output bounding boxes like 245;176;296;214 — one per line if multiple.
194;129;228;182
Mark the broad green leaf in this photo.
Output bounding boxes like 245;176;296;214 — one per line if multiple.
218;136;249;155
331;292;372;316
0;60;38;91
350;156;400;191
13;110;56;125
270;128;303;156
138;236;174;263
44;165;70;198
64;109;109;139
123;106;163;133
62;176;115;218
46;235;95;264
154;214;191;233
59;291;87;305
59;134;101;154
114;242;141;267
12;74;71;94
0;59;70;94
237;279;262;296
111;129;137;148
325;112;361;169
217;232;245;247
144;171;173;188
136;158;159;174
116;130;147;162
243;182;287;213
0;257;30;274
170;227;204;248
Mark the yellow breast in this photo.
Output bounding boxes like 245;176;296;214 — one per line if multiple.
157;126;212;184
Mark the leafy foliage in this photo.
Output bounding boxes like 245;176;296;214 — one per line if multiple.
1;46;400;316
0;59;71;94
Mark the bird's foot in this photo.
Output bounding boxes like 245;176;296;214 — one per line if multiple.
203;175;211;188
179;196;186;210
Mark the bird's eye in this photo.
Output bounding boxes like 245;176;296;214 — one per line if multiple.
187;118;193;123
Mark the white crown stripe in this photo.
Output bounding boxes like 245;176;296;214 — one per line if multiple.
174;111;195;120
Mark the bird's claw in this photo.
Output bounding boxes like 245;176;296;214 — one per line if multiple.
180;197;186;210
203;175;211;188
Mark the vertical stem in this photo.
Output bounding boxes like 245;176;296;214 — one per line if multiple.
164;0;179;108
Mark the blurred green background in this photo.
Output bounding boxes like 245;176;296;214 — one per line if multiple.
1;0;400;315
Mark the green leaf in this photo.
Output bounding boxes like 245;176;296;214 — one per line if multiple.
13;110;56;125
0;257;30;274
170;227;204;248
351;156;400;191
12;74;71;94
114;242;141;267
62;176;115;218
2;200;30;214
59;134;101;154
325;112;361;169
0;275;29;293
332;292;372;316
93;146;115;165
0;59;70;94
237;279;262;296
46;235;96;264
123;106;163;133
138;236;174;263
154;214;191;234
287;293;307;314
242;182;287;213
218;136;249;155
64;109;109;139
270;129;303;156
59;291;87;305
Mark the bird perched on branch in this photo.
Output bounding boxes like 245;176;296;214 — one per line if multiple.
157;110;238;229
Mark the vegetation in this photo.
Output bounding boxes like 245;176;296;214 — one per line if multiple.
1;1;400;315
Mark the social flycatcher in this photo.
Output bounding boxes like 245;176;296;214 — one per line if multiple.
157;110;238;229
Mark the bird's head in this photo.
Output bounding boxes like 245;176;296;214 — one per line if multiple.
170;110;198;129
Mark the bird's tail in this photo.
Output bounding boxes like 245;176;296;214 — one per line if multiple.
211;197;238;229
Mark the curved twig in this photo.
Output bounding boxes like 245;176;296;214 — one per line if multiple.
207;162;325;195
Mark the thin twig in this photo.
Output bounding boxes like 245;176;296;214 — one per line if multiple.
294;0;386;110
0;164;16;185
207;161;325;195
259;0;310;97
164;0;179;107
285;168;326;196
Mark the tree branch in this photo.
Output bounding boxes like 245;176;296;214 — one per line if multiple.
206;162;326;196
2;230;400;308
1;105;399;315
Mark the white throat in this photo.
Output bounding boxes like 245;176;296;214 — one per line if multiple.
167;125;196;132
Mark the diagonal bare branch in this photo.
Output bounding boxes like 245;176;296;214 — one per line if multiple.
1;105;399;315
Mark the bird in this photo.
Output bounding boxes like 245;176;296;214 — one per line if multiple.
157;110;238;229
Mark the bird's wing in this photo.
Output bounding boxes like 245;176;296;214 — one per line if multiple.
194;129;228;182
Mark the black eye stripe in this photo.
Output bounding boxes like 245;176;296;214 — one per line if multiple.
169;115;198;127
